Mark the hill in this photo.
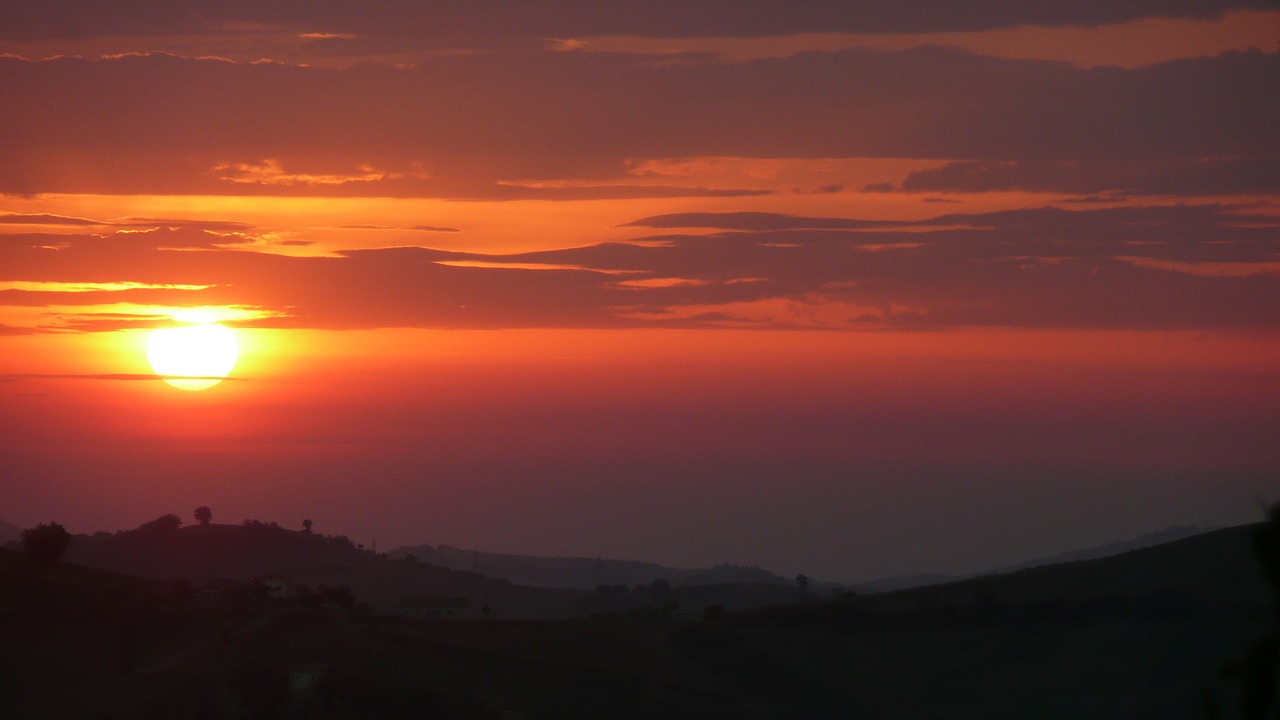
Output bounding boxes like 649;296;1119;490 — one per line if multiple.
0;516;21;544
847;523;1217;595
662;521;1271;719
853;522;1266;614
62;517;586;618
2;519;1272;719
0;544;165;612
58;516;812;619
988;523;1212;574
852;572;961;594
389;542;792;590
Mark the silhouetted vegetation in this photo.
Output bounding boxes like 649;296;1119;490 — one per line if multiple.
193;506;212;525
3;514;1270;719
137;513;183;535
392;542;793;590
20;522;71;567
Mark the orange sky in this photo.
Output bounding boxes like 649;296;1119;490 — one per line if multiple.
0;2;1276;581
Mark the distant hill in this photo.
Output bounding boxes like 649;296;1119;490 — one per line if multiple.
847;523;1215;596
988;523;1212;575
0;517;21;544
678;520;1274;720
57;516;812;619
5;517;1272;719
388;543;793;590
851;573;961;594
853;522;1267;615
61;517;586;618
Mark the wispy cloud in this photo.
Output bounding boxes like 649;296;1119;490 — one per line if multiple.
1;46;1273;197
3;1;1269;43
2;204;1275;333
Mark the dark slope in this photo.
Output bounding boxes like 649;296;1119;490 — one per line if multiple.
856;522;1266;614
988;523;1213;574
390;542;791;590
0;516;20;544
62;521;586;618
3;520;1271;719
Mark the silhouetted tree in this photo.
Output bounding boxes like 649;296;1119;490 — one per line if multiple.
650;578;674;604
21;522;71;566
796;574;810;590
318;584;356;609
193;506;212;525
302;518;313;533
593;583;630;612
137;514;183;535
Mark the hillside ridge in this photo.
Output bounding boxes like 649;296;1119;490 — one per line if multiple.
389;542;793;591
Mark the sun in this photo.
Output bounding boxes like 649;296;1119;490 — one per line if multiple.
146;323;239;391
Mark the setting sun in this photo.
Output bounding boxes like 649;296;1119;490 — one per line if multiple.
145;323;239;391
0;5;1277;714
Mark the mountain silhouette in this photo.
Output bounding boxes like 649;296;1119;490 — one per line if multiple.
389;543;792;590
3;519;1270;719
0;516;21;544
60;518;584;618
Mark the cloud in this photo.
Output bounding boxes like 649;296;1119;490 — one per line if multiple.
894;157;1280;195
794;184;844;195
338;224;461;233
0;322;39;335
212;158;430;187
0;212;253;231
620;212;903;231
0;212;100;225
0;372;240;382
3;203;1276;333
2;1;1271;42
1;47;1274;197
0;227;261;254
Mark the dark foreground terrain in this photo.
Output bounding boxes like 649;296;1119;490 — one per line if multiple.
0;522;1272;719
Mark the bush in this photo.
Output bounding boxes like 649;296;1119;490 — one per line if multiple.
21;522;71;566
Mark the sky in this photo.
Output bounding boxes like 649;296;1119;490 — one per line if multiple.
0;1;1277;583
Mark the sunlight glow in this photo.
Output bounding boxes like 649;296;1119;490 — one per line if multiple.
146;323;239;391
0;281;214;293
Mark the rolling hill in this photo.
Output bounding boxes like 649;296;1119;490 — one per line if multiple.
60;517;586;618
54;515;827;619
389;523;1222;598
388;542;793;590
0;516;21;544
856;522;1267;614
2;518;1272;719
